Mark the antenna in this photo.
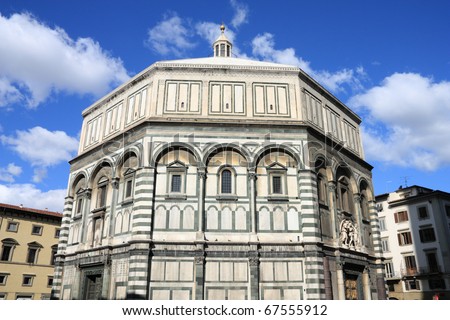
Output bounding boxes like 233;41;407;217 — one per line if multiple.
400;176;410;188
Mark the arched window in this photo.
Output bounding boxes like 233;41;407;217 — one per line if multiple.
221;169;232;194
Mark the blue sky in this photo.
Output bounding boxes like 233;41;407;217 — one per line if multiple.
0;0;449;211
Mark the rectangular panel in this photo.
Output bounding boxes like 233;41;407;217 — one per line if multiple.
221;209;232;230
166;83;177;111
190;83;200;112
254;85;265;114
211;84;221;113
277;86;288;115
207;289;226;300
228;290;246;300
133;92;141;120
263;289;281;300
234;262;248;282
260;262;274;282
220;262;233;281
287;209;299;231
284;289;302;299
152;290;170;300
126;96;134;124
235;208;247;230
205;261;219;281
234;85;244;113
223;84;232;113
169;209;180;229
274;262;288;281
105;109;112;136
258;208;271;231
178;83;188;111
150;261;165;281
267;86;276;114
179;261;194;281
206;208;218;230
115;103;123;131
94;116;102;142
84;121;92;147
172;290;190;300
288;262;303;281
165;261;179;281
139;89;147;117
273;211;285;230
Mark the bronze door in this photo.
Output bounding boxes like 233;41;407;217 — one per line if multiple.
85;274;102;300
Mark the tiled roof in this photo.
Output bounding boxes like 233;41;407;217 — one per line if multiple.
0;202;62;219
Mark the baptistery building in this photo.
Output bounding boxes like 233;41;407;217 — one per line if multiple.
52;26;386;300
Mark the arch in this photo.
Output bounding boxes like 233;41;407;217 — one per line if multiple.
203;143;252;167
69;171;88;197
334;164;358;195
116;147;142;173
88;158;115;188
151;142;202;167
251;144;301;169
359;177;375;202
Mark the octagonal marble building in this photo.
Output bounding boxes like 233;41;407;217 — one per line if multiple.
52;27;386;300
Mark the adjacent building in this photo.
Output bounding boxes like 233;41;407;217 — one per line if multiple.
376;185;450;299
52;26;386;300
0;203;62;300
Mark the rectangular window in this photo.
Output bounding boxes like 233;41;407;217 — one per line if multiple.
394;210;408;223
0;293;6;299
97;184;107;208
419;227;436;243
405;279;420;291
397;231;413;245
404;255;417;275
387;282;395;292
31;225;43;235
418;206;428;219
385;261;394;278
381;238;390;252
22;275;34;286
171;174;182;193
379;217;386;231
26;248;38;264
1;245;13;261
0;274;7;285
426;252;440;273
272;176;282;194
51;248;57;266
47;277;53;287
76;198;83;214
429;279;446;290
446;205;450;218
125;179;133;198
54;229;61;238
6;222;18;232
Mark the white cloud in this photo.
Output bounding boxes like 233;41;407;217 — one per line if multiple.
146;13;195;56
349;73;450;171
0;163;22;183
1;127;78;182
0;13;129;108
32;168;48;183
0;77;22;107
230;0;249;29
0;183;65;212
251;33;364;93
